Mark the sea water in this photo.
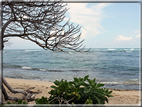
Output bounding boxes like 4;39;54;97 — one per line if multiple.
2;48;140;90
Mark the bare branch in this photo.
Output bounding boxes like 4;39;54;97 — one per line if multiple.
2;0;89;52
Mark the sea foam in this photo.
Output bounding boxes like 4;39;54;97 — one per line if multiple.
108;49;116;50
21;66;32;70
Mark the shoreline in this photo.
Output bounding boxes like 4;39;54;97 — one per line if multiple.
3;78;141;104
4;77;139;91
5;78;54;87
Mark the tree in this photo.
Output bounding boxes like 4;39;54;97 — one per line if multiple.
1;0;89;102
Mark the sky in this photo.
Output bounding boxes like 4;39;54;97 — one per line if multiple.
4;2;140;49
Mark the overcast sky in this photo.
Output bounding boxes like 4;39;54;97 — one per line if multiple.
4;3;140;49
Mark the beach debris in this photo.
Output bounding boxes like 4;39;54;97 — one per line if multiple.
30;94;35;100
25;93;33;101
26;87;42;94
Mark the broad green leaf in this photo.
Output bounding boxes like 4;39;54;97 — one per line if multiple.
105;89;109;92
93;90;104;97
92;82;96;88
54;80;60;86
75;92;79;97
90;80;95;86
66;92;72;96
69;81;74;84
96;83;104;88
108;90;113;94
84;87;90;93
74;77;79;82
93;78;96;82
57;90;62;94
87;79;92;85
84;75;89;81
85;98;93;104
82;82;89;87
77;94;81;100
94;96;100;104
104;97;108;103
48;90;55;94
79;77;82;81
78;81;85;85
50;85;58;89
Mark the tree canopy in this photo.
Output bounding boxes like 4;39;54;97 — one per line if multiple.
2;0;88;52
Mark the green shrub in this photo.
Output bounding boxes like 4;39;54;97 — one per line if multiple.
35;96;49;104
4;99;28;107
6;99;28;104
35;75;113;105
0;99;28;107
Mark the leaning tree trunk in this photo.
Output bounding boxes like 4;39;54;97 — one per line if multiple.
2;77;26;94
2;84;19;101
2;77;36;103
2;77;27;101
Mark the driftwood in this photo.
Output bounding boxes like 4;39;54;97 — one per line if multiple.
3;78;27;95
2;77;36;102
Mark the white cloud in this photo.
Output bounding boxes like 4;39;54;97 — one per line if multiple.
136;34;140;37
134;30;140;33
81;28;87;39
66;3;111;38
115;35;132;41
133;30;140;38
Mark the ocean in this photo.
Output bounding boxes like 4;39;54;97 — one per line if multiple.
2;48;140;90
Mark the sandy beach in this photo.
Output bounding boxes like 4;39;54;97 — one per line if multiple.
2;78;141;106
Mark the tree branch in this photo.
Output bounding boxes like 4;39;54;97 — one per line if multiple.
2;0;89;52
2;18;15;36
3;34;25;38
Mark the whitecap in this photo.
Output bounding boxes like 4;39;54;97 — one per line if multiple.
100;82;119;84
69;52;73;54
130;79;138;81
131;48;134;50
126;51;132;52
108;49;116;50
21;66;32;70
24;50;42;52
39;69;46;71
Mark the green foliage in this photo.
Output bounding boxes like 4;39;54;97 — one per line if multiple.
0;100;28;107
1;75;113;106
35;75;113;105
35;96;49;104
6;99;28;104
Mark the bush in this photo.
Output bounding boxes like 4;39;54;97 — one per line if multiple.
6;99;28;104
0;99;28;107
35;75;113;105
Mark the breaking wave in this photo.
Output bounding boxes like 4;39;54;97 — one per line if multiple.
24;50;43;52
4;65;86;73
